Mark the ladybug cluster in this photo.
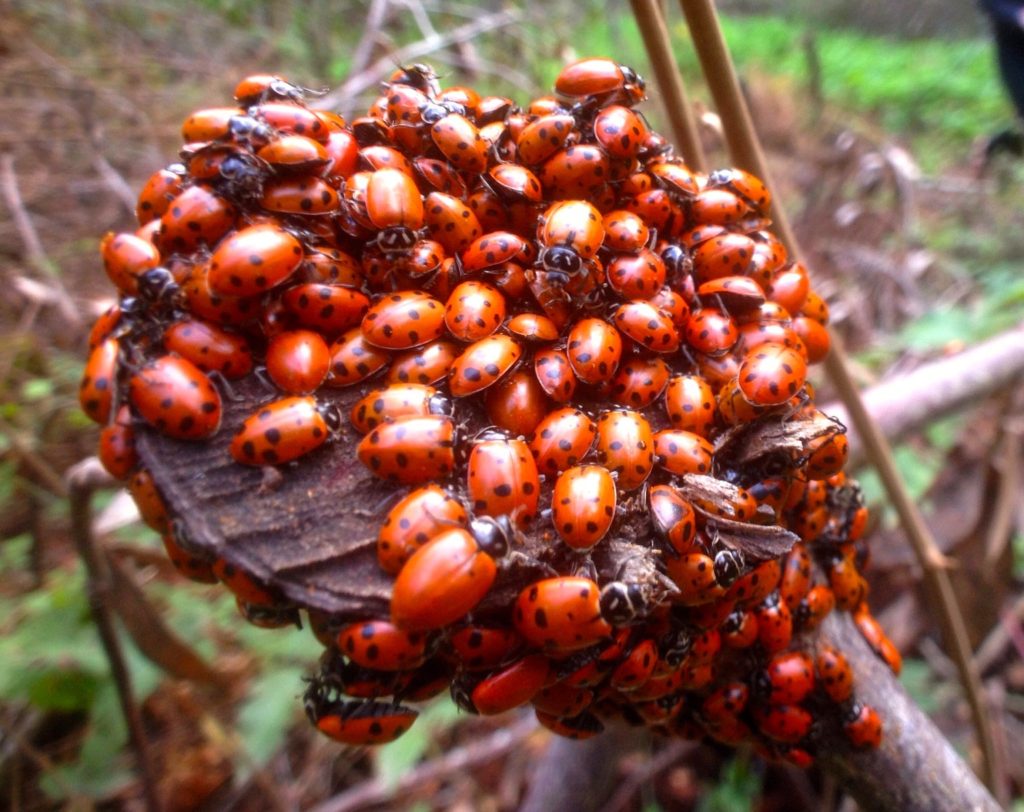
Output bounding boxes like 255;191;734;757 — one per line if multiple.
80;60;899;760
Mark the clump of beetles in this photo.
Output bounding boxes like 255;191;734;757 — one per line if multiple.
80;58;900;761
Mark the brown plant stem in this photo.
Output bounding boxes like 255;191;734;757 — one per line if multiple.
673;0;998;790
628;0;707;171
309;715;539;812
66;458;161;812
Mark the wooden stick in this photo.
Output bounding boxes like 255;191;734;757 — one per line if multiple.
674;0;999;790
66;458;162;812
628;0;707;171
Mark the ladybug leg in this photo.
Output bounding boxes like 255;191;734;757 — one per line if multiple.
208;369;244;401
249;366;278;395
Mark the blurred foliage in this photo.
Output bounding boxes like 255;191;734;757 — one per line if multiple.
697;755;761;812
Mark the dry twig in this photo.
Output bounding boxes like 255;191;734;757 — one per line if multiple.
674;0;999;790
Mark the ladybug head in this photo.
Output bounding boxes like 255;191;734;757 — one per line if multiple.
228;114;275;147
539;245;582;277
137;266;181;308
712;548;744;587
659;627;693;666
317;401;345;434
469;515;513;559
419;101;448;125
377;226;418;254
599;581;645;626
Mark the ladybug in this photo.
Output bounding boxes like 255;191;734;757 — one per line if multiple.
211;557;282;606
795;584;836;631
853;608;902;675
690;232;756;284
721;607;759;649
593;104;648;158
98;405;138;480
554;57;645;107
737;342;808;407
684;307;738;356
376;483;468;574
697;275;766;315
690;188;751;226
366;168;425;253
157;185;238;254
756;651;815;705
653;430;714;477
467;435;540;527
100;232;161;294
424;191;482;254
127;468;170;533
707;167;772;215
538;200;605;271
664;374;716;438
161;530;217;584
135;166;184;225
754;591;794;654
128;355;222;441
79;337;121;425
361;291;445;350
606;249;666;300
357;414;456;484
431;113;489;173
647;484;697;555
485;163;544;204
804;430;850;480
765;262;811;316
461;231;529;274
538;145;610;200
779;543;813;611
700;681;749;726
663;552;724;606
752;703;813;744
792;315;831;364
534;347;578;402
265;329;331;394
534;709;604;740
324;326;391;386
336;619;427;672
612;301;680;352
602;210;651;253
528;407;596;475
607;356;668;409
387;62;441;96
815;645;854;704
506;312;559;343
309;697;419;745
513;577;612;653
448;334;523;397
531;681;595;718
162;319;254;379
484;368;550;436
566;317;622;384
279;283;370;337
231;395;342;465
444;280;506;342
449;625;522;671
551;464;617;550
515;113;578;166
595;409;654;491
843;701;883;749
207;223;303;296
827;550;867;611
261;176;339;214
468;654;550;716
256;134;330;174
350;383;451;435
391;521;507;631
359;144;415;175
609;638;658;691
386;338;459;385
250;101;329;142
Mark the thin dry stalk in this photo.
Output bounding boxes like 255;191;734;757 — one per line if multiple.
673;0;999;791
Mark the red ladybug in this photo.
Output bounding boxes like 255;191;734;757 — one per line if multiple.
265;329;331;394
163;319;254;379
376;483;467;574
350;383;451;435
98;405;138;480
100;231;161;294
612;301;680;352
280;283;371;337
554;58;645;107
534;347;578;402
469;655;550;716
431;113;488;173
754;591;794;654
843;701;883;749
737;342;808;406
231;396;342;465
444;280;507;342
366;168;424;253
128;355;222;440
513;577;612;653
483;368;549;436
361;290;446;350
529;407;596;475
566;318;622;384
757;651;815;705
386;338;459;386
424;192;482;254
357;414;456;484
324;326;391;386
309;697;419;745
685;307;738;356
391;523;506;631
595;409;654;491
815;645;854;704
515;113;578;166
135;166;184;225
467;435;540;527
664;374;716;438
537;200;605;273
207;223;303;296
80;337;121;425
653;429;713;477
551;464;617;550
158;185;237;253
752;703;813;744
449;625;522;671
647;484;697;555
448;334;523;397
336;619;427;672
